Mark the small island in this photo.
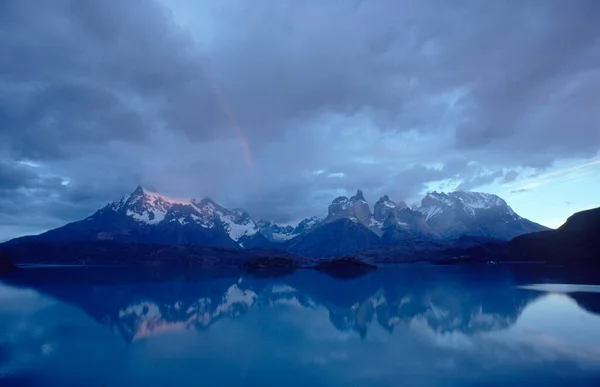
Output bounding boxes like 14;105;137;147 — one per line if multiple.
313;257;377;278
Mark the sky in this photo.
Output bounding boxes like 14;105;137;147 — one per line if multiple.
1;0;599;241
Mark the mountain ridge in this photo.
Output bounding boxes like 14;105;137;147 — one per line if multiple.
3;185;549;257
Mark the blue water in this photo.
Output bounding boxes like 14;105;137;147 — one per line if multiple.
1;265;600;386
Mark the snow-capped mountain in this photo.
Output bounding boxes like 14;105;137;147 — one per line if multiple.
257;220;296;241
317;190;435;238
103;186;259;243
6;186;258;248
417;191;547;239
323;190;385;235
257;216;323;242
373;195;408;223
372;195;435;238
5;186;548;253
326;190;372;224
293;216;323;234
281;189;549;256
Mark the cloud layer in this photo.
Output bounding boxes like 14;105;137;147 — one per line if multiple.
1;0;599;238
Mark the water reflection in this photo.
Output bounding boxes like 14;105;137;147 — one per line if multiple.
1;265;600;386
2;266;542;342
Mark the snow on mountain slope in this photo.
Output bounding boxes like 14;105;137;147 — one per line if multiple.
109;186;198;226
417;191;547;240
323;191;419;237
257;220;297;241
6;185;548;249
219;209;258;242
257;216;324;242
418;191;516;221
104;186;258;244
420;206;443;222
293;216;324;234
453;191;508;209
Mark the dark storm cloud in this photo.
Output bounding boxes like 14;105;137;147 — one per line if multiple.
1;0;599;237
0;162;39;192
0;0;227;160
456;171;504;192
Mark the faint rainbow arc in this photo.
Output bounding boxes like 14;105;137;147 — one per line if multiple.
200;67;253;170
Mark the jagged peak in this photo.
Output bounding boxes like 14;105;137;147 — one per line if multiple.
331;190;367;205
131;185;146;196
332;196;349;204
351;189;366;202
130;185;169;199
375;194;407;211
375;195;396;207
376;195;391;203
110;186;192;212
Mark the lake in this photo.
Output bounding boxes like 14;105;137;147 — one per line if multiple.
1;265;600;386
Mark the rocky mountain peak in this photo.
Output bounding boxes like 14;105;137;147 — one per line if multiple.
351;189;366;202
191;198;235;222
332;196;349;205
373;195;408;223
418;190;547;239
106;186;196;225
98;187;260;243
294;216;323;234
327;189;372;226
256;220;297;242
378;195;390;202
256;216;324;243
131;185;146;196
9;185;550;253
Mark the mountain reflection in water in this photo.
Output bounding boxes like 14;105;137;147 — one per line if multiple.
1;265;599;387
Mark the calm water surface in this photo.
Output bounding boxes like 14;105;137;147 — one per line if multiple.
1;265;600;386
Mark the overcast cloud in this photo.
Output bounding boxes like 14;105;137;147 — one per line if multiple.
1;0;600;239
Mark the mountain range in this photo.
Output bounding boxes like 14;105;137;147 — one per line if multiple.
4;185;548;258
